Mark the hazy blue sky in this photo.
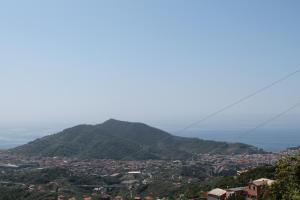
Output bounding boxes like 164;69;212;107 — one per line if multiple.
0;0;299;135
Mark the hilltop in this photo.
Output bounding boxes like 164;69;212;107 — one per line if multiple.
12;119;263;160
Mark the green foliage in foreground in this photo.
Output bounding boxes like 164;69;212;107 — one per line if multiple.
178;165;275;199
179;151;300;200
269;153;300;200
214;152;300;200
215;152;300;200
216;165;276;188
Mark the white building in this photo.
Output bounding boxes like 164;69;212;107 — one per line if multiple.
207;188;227;200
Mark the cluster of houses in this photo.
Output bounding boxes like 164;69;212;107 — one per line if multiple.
56;178;274;200
207;178;275;200
57;195;153;200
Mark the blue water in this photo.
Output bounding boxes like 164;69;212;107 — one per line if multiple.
0;128;56;149
0;136;36;149
179;129;300;152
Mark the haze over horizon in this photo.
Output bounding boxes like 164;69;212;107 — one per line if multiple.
0;1;300;149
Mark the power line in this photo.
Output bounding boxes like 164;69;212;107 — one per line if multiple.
120;68;300;160
243;101;300;135
176;68;300;134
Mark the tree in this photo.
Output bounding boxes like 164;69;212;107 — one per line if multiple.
270;152;300;200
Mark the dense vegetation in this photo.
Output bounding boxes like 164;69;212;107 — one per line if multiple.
0;167;115;200
269;153;300;200
215;165;276;188
179;165;276;199
0;187;57;200
12;119;263;160
181;152;300;200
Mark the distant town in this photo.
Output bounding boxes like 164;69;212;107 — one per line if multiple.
0;147;299;200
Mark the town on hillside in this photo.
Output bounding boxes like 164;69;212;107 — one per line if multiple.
0;147;299;200
54;177;275;200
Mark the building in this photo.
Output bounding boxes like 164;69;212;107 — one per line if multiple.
57;195;65;200
114;196;123;200
244;178;274;200
144;196;153;200
226;187;247;199
207;188;227;200
100;194;111;200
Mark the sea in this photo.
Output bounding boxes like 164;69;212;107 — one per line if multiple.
181;129;300;152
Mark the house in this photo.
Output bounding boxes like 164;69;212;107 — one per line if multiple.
226;187;247;199
57;195;65;200
244;178;274;200
83;196;92;200
100;194;111;200
114;196;123;200
144;196;153;200
207;188;227;200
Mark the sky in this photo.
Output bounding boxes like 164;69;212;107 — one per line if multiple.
0;0;300;139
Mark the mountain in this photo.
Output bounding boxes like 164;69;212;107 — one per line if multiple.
11;119;264;160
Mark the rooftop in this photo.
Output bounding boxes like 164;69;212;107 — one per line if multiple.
208;188;227;196
252;178;275;186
